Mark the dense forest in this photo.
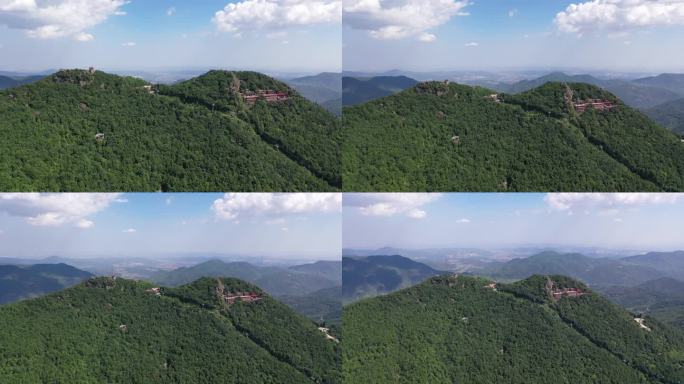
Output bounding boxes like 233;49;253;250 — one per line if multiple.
343;81;684;191
0;276;340;383
0;263;92;304
343;274;684;383
0;69;340;191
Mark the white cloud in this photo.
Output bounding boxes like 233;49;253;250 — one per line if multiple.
344;0;470;42
213;0;341;34
545;193;684;211
344;193;441;219
74;32;93;42
417;32;436;42
76;218;94;228
212;193;341;221
0;193;120;228
121;41;136;47
122;228;136;233
166;6;176;16
0;0;127;39
508;8;518;17
464;41;478;47
555;0;684;35
165;197;173;205
455;218;470;223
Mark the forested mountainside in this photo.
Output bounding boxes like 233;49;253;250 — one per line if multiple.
342;76;418;106
151;260;340;295
0;69;340;191
150;260;342;325
0;276;340;383
0;263;92;304
343;81;684;191
343;274;684;383
342;255;443;302
645;98;684;135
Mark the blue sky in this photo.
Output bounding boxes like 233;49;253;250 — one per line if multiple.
0;193;341;260
343;193;684;250
0;0;341;73
343;0;684;73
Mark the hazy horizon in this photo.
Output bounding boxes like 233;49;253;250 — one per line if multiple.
343;193;684;250
0;0;342;72
0;193;342;260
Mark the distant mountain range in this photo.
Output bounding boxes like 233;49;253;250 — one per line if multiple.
343;273;684;383
0;276;340;382
0;74;44;90
342;72;684;136
151;259;342;324
285;72;342;115
0;69;340;191
342;255;444;302
0;263;92;304
342;76;418;106
343;81;684;191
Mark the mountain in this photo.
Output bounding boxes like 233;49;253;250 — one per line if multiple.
0;69;340;191
634;74;684;96
343;81;684;191
502;72;682;108
279;286;342;325
603;277;684;330
151;259;339;296
285;73;342;115
290;260;343;285
0;75;19;89
0;74;44;90
342;76;418;106
343;274;684;383
0;263;93;304
286;73;341;100
342;255;444;302
622;251;684;279
477;251;665;288
645;98;684;135
0;276;340;382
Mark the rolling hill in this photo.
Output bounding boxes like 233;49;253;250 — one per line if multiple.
343;274;684;383
645;98;684;135
501;72;682;108
0;263;93;304
342;76;418;106
476;251;665;288
0;74;44;90
0;276;340;383
603;277;684;330
0;69;340;191
151;260;340;295
342;255;444;302
285;72;342;112
343;81;684;191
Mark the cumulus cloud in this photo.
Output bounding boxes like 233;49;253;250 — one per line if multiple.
344;0;470;42
344;193;441;219
555;0;684;35
0;0;127;40
212;193;341;221
545;193;684;211
0;193;120;228
213;0;341;34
